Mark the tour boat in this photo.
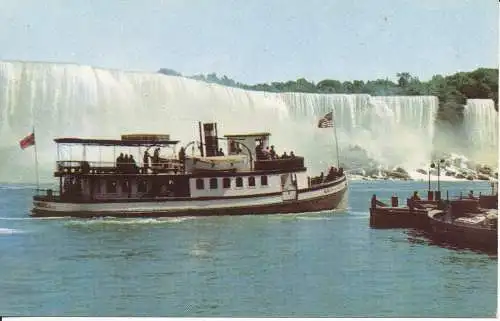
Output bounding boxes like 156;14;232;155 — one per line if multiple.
31;121;348;218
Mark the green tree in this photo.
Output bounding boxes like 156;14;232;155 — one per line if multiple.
397;72;412;88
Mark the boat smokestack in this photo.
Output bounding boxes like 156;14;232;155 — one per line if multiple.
203;123;219;157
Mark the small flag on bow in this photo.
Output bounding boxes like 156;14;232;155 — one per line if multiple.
318;111;334;128
19;132;35;150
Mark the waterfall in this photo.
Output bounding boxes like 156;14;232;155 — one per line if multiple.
1;61;439;183
463;99;499;166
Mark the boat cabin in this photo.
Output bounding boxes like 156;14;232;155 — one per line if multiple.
36;122;343;205
224;132;271;160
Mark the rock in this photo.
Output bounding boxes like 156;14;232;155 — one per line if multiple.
416;168;427;175
478;165;493;175
477;173;490;180
386;170;411;180
466;175;475;181
445;170;456;176
455;173;466;179
394;167;408;175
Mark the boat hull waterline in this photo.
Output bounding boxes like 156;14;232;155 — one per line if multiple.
32;178;348;218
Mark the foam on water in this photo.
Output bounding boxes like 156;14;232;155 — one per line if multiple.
63;217;194;226
0;227;22;234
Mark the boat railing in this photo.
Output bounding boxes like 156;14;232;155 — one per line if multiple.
34;188;60;200
55;159;185;175
254;156;305;171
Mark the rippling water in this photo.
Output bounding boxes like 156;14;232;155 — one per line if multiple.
0;180;497;317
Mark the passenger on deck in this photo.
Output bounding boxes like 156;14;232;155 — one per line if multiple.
153;148;160;167
269;145;277;159
179;147;186;162
255;144;264;160
290;151;295;158
325;167;333;181
129;155;138;173
179;147;186;173
81;161;90;174
281;152;288;159
411;191;421;201
468;190;475;199
123;154;130;173
217;148;225;156
262;146;270;159
320;172;324;183
143;150;150;174
116;153;124;171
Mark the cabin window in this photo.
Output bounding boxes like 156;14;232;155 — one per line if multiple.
223;178;231;189
261;176;268;186
210;178;218;189
248;176;256;187
236;177;243;188
106;180;117;193
138;180;147;193
196;178;205;190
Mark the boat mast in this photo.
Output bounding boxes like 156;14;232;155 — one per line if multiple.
33;126;40;191
331;109;340;168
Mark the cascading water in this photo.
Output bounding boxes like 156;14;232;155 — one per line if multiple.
1;61;439;183
462;99;498;167
279;94;438;172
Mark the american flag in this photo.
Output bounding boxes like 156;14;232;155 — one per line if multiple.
317;111;334;128
19;132;35;150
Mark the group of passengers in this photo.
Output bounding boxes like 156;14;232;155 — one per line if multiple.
319;166;344;183
255;144;296;161
116;153;139;173
143;148;162;172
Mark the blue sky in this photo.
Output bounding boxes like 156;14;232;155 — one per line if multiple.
0;0;497;83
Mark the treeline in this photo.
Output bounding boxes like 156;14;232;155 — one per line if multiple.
157;67;498;125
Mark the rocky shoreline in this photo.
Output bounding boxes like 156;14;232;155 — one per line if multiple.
343;150;498;182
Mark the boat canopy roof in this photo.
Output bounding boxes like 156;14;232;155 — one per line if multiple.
224;132;271;139
54;137;180;147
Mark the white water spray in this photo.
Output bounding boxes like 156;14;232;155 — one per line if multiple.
0;60;444;183
462;99;498;167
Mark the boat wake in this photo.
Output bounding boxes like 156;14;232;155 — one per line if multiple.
295;216;335;221
63;217;196;227
0;227;23;235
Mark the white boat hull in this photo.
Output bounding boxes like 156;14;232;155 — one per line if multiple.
32;177;348;218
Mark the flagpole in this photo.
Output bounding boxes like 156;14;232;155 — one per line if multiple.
33;126;40;191
331;109;340;168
